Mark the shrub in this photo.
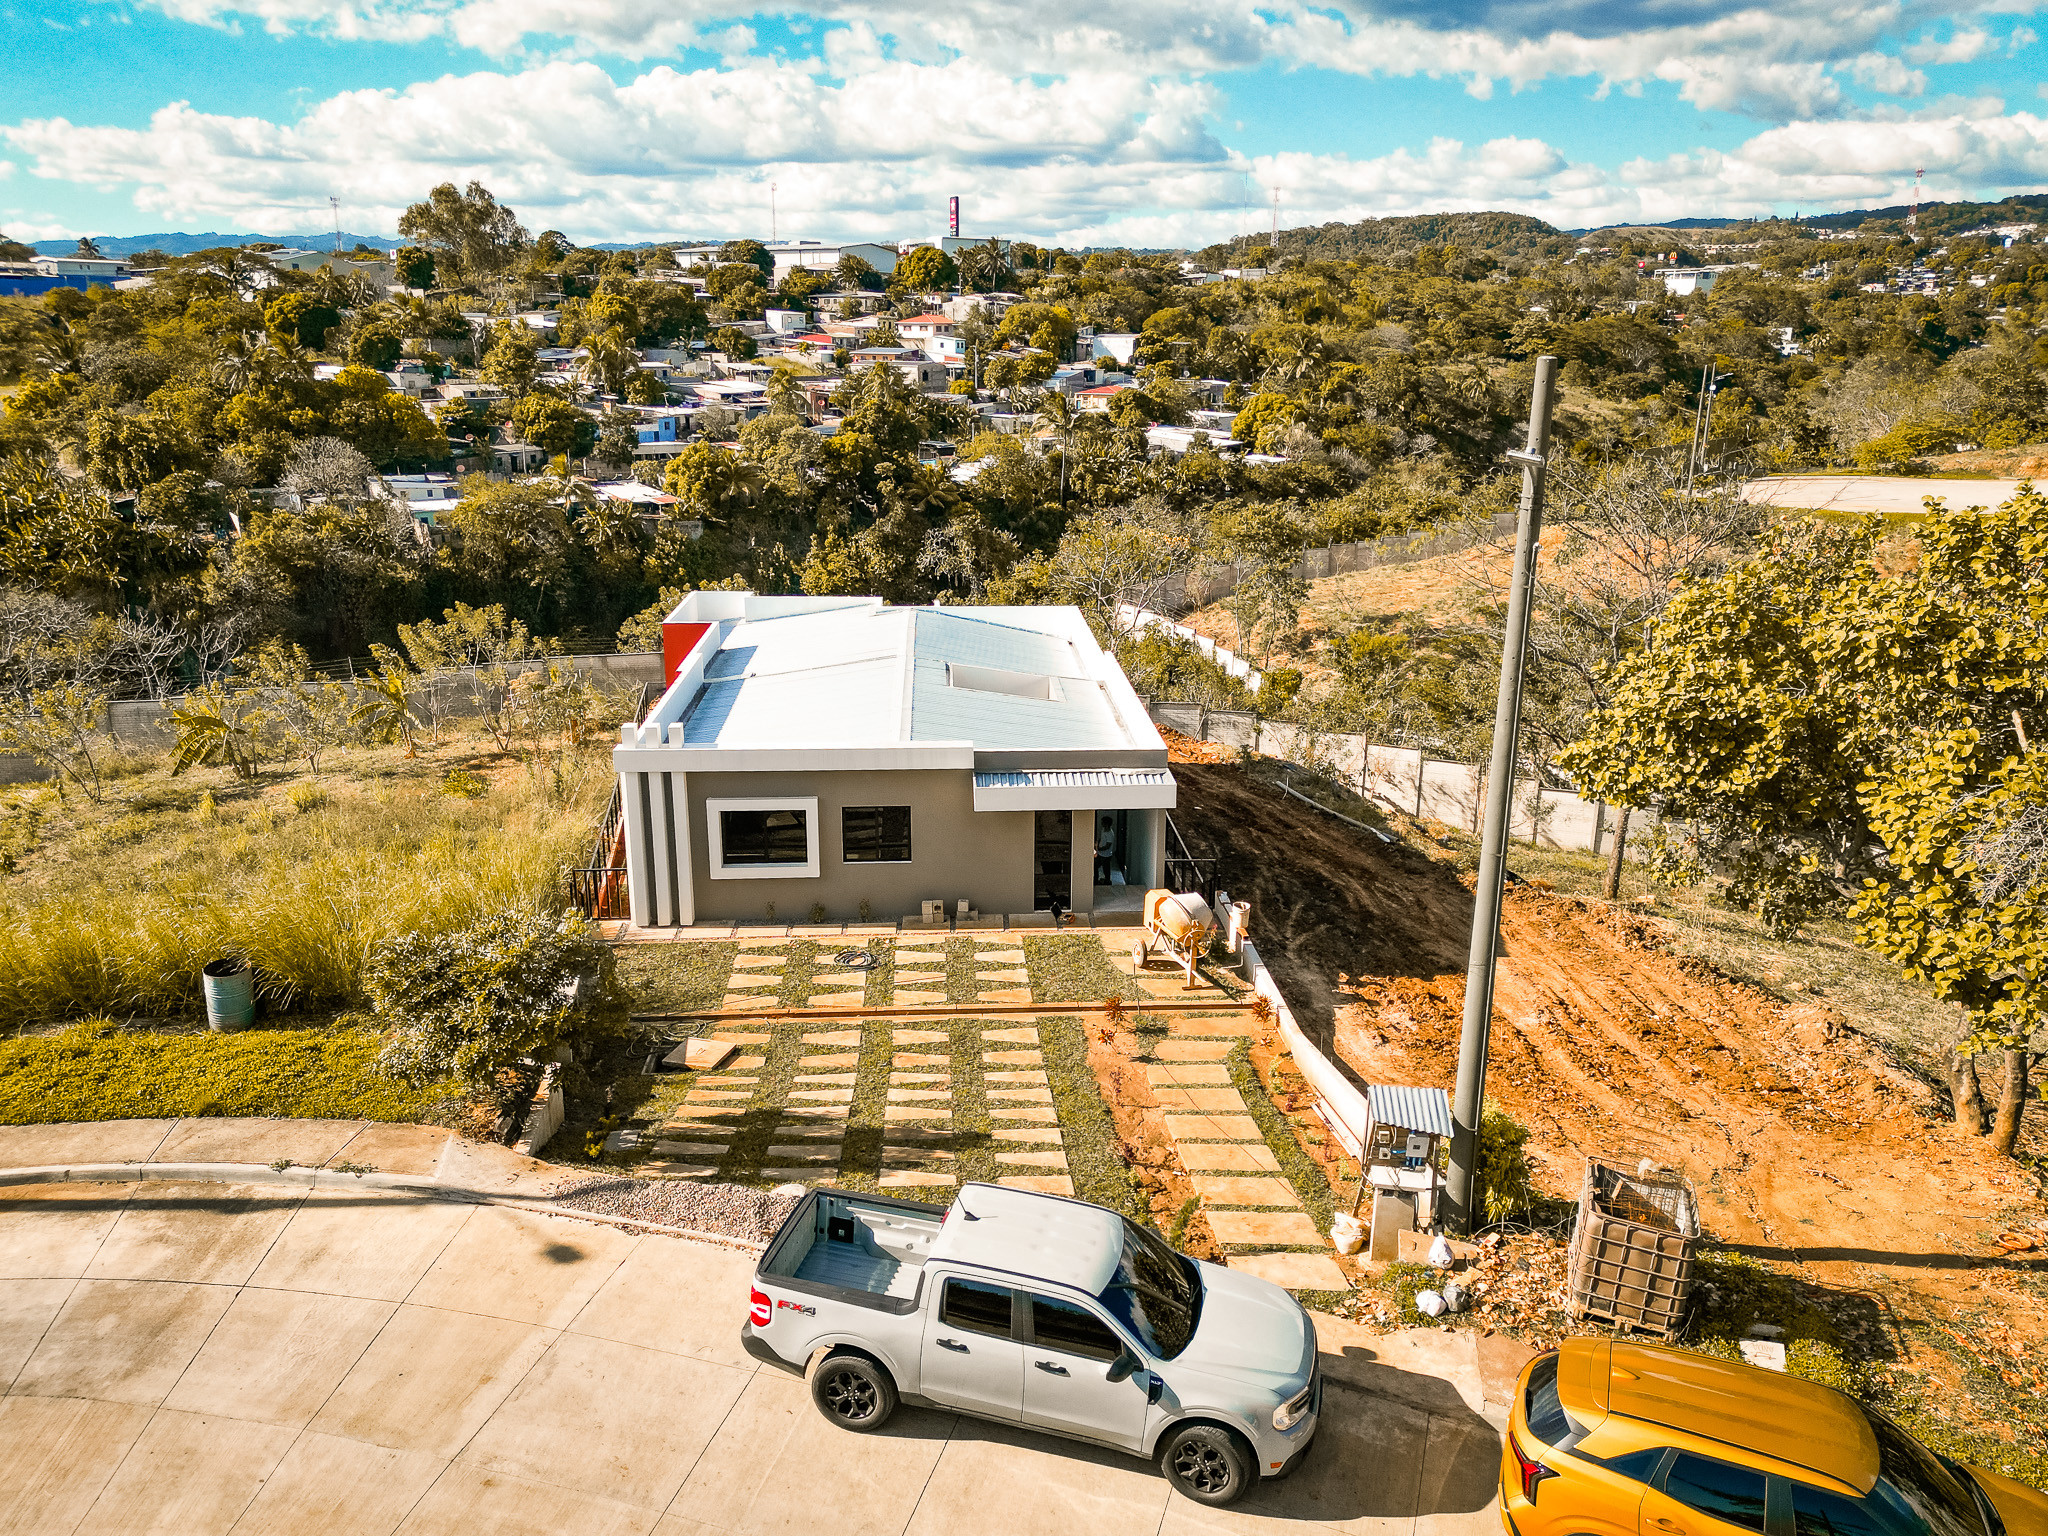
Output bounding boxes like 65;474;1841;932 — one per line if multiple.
1477;1106;1537;1226
368;909;613;1097
286;782;330;814
442;768;486;798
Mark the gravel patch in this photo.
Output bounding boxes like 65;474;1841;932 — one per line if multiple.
552;1176;802;1243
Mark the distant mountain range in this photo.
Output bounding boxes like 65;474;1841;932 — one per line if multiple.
27;231;395;257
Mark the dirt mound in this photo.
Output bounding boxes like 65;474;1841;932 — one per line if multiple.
1171;761;2044;1313
1161;727;1235;764
1925;444;2048;479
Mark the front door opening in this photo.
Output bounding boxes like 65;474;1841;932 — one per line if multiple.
1033;810;1071;911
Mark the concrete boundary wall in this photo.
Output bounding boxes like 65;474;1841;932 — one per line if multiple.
78;652;666;746
1157;513;1516;613
1147;698;1653;857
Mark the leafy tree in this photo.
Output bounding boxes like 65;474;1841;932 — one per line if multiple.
348;322;403;371
706;325;758;360
169;680;274;779
351;645;422;753
480;321;541;397
440;479;573;623
81;408;206;493
894;246;958;294
1563;488;2048;1150
512;393;597;458
0;681;111;801
264;292;340;351
215;502;423;657
721;239;774;283
394;247;436;290
396;181;530;285
239;639;352;774
368;909;611;1099
834;254;883;291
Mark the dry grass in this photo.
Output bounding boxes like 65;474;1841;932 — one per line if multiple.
0;725;610;1028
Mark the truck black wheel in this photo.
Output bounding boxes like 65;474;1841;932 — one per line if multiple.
1160;1423;1252;1506
811;1353;897;1433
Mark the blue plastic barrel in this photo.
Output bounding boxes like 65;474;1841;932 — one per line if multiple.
201;959;254;1031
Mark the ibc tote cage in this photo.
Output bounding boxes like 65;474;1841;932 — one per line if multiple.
1567;1160;1701;1340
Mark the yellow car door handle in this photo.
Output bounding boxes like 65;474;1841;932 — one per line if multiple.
1649;1519;1686;1533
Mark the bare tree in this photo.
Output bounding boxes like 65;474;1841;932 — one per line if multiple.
280;437;376;503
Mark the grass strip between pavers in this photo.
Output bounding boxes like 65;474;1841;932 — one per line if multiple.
1039;1013;1141;1219
861;937;895;1010
942;935;985;1005
616;940;735;1014
1023;934;1142;1005
775;939;821;1008
837;1016;895;1190
1227;1039;1335;1237
944;1015;997;1186
717;1006;813;1183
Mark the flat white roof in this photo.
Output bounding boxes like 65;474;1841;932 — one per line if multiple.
615;593;1168;776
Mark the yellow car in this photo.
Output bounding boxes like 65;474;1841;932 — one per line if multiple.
1500;1340;2048;1536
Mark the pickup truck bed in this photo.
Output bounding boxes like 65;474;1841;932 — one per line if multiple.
765;1189;943;1306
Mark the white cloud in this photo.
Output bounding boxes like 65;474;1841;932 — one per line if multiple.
10;57;2048;249
132;0;2046;126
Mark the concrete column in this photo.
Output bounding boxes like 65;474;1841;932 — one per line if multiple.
622;772;655;928
1135;807;1165;892
1070;812;1097;914
670;773;694;926
650;771;680;927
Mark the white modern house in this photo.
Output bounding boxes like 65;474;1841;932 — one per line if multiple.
612;593;1175;928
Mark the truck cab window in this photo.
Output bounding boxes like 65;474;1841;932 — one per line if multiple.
939;1279;1013;1338
1028;1295;1122;1361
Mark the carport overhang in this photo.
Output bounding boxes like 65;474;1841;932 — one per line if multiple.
972;768;1178;811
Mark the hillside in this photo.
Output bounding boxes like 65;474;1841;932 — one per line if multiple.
1195;210;1571;266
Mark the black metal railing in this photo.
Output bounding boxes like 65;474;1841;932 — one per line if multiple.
1163;812;1216;903
568;865;631;919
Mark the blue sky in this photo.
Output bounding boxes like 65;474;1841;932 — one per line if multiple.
3;0;2045;246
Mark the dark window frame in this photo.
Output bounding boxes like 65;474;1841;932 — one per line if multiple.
718;806;811;866
1023;1292;1126;1362
1661;1451;1771;1535
842;805;912;864
938;1278;1015;1339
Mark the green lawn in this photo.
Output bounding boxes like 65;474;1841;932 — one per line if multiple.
0;1019;451;1124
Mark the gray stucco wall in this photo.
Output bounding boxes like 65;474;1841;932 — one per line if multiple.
681;768;1038;923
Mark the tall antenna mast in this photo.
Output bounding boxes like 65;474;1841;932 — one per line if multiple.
329;195;342;253
1907;168;1923;233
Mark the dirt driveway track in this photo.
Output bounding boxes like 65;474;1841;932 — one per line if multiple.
0;1178;1511;1536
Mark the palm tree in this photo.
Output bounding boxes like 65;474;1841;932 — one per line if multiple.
210;332;262;393
766;365;806;418
577;325;637;398
350;653;422;754
1035;391;1080;510
264;335;314;385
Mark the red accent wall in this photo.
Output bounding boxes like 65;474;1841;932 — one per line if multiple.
662;622;712;685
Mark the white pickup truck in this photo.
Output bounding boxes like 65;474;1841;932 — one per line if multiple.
743;1182;1321;1506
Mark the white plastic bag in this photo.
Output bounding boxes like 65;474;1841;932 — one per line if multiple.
1428;1234;1454;1269
1330;1213;1364;1256
1415;1289;1447;1318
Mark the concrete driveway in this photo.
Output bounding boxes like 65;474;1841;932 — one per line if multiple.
0;1179;1509;1536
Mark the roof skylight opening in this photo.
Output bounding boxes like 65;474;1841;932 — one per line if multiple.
947;662;1062;702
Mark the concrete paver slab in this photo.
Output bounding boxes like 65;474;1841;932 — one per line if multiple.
1189;1175;1299;1207
308;1304;556;1458
676;1369;954;1536
154;1118;365;1168
0;1180;132;1278
1152;1087;1248;1113
79;1407;298;1536
1205;1211;1323;1246
14;1278;237;1406
163;1288;396;1429
1153;1040;1237;1060
0;1396;156;1536
0;1119;175;1169
86;1181;302;1285
225;1431;445;1536
1178;1144;1281;1172
1162;1113;1263;1142
1145;1064;1232;1086
246;1192;474;1301
0;1278;72;1384
393;1462;660;1536
459;1330;748;1508
566;1238;757;1371
1225;1252;1350;1290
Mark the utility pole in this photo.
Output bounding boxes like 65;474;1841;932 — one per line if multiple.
1271;190;1279;260
1445;355;1558;1237
1684;363;1718;497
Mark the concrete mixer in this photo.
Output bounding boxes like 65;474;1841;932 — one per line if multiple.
1132;889;1217;990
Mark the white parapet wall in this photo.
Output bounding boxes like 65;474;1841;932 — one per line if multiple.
1239;938;1370;1186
